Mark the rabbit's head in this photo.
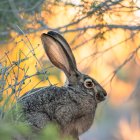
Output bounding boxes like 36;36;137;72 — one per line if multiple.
41;31;107;103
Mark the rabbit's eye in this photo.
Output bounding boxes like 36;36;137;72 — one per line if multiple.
84;79;94;89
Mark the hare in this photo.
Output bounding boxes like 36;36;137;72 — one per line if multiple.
19;31;107;140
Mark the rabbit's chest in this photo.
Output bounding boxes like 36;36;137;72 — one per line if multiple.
75;113;95;134
64;113;94;136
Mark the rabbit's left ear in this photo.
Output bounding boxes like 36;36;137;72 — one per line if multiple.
41;31;78;78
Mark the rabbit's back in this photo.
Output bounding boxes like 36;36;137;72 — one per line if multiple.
20;86;72;114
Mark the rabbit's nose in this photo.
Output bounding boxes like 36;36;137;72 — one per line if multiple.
95;86;107;102
96;92;106;101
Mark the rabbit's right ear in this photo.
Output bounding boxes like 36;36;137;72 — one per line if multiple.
41;32;78;78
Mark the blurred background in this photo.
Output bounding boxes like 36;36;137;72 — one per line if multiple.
0;0;140;140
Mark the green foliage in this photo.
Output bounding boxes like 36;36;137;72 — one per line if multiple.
0;109;73;140
0;120;73;140
39;124;60;140
0;120;31;140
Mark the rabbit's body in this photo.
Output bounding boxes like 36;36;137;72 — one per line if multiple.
20;85;96;137
18;31;107;140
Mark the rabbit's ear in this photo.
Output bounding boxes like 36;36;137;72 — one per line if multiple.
46;31;77;67
41;32;78;77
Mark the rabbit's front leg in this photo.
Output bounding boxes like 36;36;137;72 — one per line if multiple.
54;104;79;138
